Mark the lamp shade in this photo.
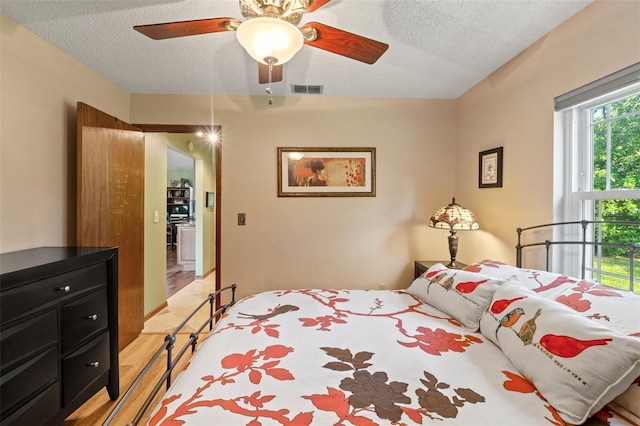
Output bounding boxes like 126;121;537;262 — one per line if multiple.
429;198;479;231
236;17;304;65
428;198;478;269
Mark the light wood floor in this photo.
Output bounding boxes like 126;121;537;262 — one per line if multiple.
63;333;193;425
166;247;194;298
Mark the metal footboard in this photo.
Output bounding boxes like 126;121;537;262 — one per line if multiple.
516;220;639;291
104;284;237;426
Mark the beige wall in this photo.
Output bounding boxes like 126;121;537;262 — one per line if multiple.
131;95;457;299
455;0;640;268
2;0;639;309
0;14;130;252
144;134;169;313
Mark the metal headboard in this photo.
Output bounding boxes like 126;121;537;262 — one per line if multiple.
516;220;639;291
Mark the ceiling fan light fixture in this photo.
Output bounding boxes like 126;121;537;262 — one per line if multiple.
236;17;303;65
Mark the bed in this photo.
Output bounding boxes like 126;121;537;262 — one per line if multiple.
107;221;640;426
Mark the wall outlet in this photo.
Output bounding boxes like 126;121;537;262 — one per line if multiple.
378;283;387;290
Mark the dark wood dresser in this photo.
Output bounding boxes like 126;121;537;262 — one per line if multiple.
0;247;119;425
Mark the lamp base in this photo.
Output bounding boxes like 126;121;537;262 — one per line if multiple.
447;231;460;269
445;260;464;269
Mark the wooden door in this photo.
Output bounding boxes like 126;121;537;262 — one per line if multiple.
77;102;144;350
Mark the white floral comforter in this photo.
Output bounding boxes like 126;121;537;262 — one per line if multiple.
147;289;634;425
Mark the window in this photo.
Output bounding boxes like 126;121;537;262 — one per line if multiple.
554;64;640;292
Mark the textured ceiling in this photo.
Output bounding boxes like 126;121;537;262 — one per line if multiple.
0;0;592;99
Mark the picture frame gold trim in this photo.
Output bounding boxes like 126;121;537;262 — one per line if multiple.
277;147;376;197
479;147;503;188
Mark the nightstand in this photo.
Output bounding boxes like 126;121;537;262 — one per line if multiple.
414;260;467;278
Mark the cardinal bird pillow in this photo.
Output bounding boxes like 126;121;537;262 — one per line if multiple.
479;280;640;425
407;263;504;331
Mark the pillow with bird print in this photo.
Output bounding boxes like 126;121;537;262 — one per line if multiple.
548;279;640;419
479;279;640;425
406;263;504;331
463;259;577;298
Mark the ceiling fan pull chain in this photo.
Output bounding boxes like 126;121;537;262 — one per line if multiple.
265;56;277;105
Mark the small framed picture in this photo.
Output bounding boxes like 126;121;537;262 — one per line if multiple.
206;191;215;208
479;147;503;188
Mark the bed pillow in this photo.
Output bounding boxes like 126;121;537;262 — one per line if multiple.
551;278;640;337
551;279;640;419
407;263;504;331
479;280;640;425
464;259;578;298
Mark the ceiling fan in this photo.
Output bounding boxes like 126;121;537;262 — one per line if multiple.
134;0;389;86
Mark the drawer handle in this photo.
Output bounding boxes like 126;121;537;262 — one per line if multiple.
57;285;71;292
87;314;98;321
88;361;100;368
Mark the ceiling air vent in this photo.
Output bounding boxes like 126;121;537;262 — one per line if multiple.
291;85;324;94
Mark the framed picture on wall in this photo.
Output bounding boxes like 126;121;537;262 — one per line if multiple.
277;147;376;197
479;147;503;188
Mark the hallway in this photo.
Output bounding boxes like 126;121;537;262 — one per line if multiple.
166;247;194;298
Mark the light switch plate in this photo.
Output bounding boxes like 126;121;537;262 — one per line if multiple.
238;213;246;226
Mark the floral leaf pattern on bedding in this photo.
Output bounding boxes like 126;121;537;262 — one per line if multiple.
150;344;304;426
295;291;399;332
216;304;301;338
501;371;564;426
415;371;485;419
550;279;640;338
292;289;486;357
307;347;486;423
340;370;410;422
319;347;411;422
398;326;483;355
320;347;373;371
221;344;296;384
298;314;347;331
148;290;637;425
555;280;621;313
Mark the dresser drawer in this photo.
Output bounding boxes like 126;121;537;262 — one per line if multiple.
62;332;109;406
0;262;107;325
61;289;108;355
0;382;59;426
0;310;57;372
0;346;58;417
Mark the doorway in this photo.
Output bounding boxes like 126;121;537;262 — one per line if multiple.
135;123;222;314
166;146;196;297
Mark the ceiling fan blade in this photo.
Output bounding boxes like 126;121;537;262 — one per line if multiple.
306;0;331;13
301;22;388;64
258;63;284;84
134;17;240;40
